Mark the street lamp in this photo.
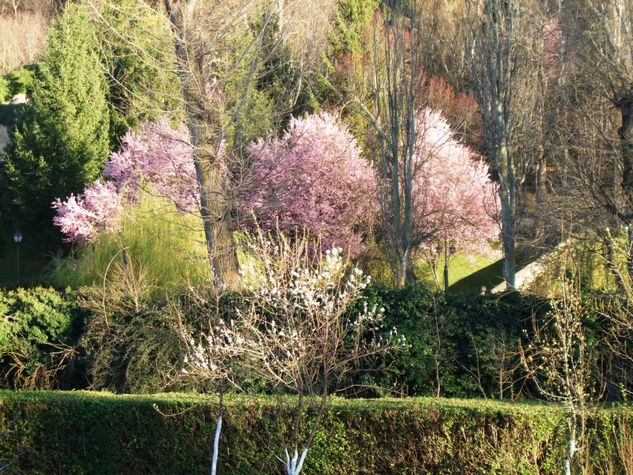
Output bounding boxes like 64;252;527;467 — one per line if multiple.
13;231;22;286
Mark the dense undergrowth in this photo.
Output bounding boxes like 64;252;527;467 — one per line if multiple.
2;282;630;400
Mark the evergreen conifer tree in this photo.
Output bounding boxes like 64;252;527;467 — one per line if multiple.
3;4;110;230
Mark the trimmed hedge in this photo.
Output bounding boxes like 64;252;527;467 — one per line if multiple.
0;391;631;474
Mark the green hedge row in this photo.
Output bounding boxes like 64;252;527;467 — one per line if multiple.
0;391;631;474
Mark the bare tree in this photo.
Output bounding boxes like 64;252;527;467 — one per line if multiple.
520;276;594;475
358;0;432;289
464;0;541;288
577;0;633;278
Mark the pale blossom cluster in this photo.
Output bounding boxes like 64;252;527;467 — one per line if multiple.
181;238;402;393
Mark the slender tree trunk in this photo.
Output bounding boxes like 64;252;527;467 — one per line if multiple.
536;157;547;204
501;205;516;289
618;96;633;280
443;239;449;293
405;252;416;284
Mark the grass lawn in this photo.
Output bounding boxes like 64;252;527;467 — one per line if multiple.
413;252;503;293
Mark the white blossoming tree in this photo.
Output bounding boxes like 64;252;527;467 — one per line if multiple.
180;230;402;474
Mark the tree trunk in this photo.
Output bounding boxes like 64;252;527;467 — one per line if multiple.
165;0;241;291
192;129;241;291
501;203;516;289
618;96;633;280
405;252;416;284
395;253;408;290
495;102;517;290
536;157;547;204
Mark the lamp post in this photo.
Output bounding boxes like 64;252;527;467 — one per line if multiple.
13;231;22;286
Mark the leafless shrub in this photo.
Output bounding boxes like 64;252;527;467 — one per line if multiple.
0;11;50;75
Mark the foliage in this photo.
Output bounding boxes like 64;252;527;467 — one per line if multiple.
521;273;602;473
2;4;110;230
0;287;84;389
0;77;8;104
1;390;632;474
243;112;376;257
94;0;183;146
3;66;38;98
350;283;549;398
330;0;380;57
68;286;248;394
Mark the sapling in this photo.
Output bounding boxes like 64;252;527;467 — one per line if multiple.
180;230;403;474
520;273;602;475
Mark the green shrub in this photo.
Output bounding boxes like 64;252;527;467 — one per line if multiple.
0;287;85;389
351;283;549;398
0;77;8;103
4;65;38;97
2;4;110;230
0;391;631;474
76;288;254;394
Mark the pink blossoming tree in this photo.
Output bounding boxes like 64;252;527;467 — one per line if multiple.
409;108;500;289
52;180;122;244
104;119;199;211
53;119;198;243
413;108;500;256
242;113;376;257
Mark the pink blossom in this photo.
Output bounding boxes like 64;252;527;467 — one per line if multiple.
241;113;376;257
412;108;500;257
105;119;198;211
52;180;121;243
53;119;198;243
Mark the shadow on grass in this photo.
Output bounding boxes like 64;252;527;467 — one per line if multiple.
449;251;534;294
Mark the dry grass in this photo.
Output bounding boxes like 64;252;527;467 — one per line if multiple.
0;10;50;76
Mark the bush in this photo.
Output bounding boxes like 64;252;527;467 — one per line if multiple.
0;391;631;474
351;283;549;398
4;66;38;98
76;288;251;394
0;77;8;103
0;287;85;389
50;193;212;296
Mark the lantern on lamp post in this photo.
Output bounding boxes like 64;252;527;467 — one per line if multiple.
13;231;22;286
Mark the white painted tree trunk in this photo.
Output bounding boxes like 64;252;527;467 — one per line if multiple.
284;447;308;475
211;415;222;475
564;436;577;475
